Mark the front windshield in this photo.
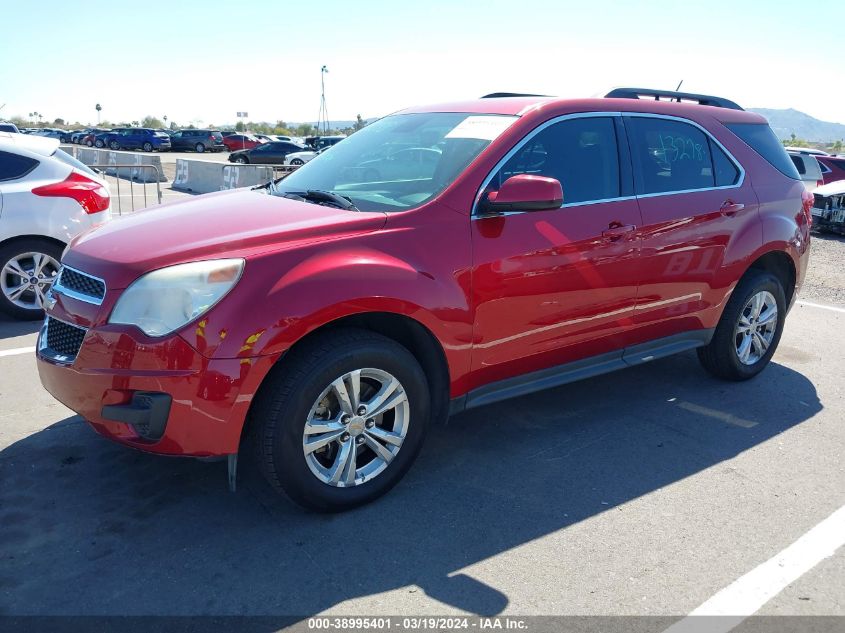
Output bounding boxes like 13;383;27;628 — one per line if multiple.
272;112;518;212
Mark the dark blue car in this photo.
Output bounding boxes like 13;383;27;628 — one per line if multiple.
101;128;171;152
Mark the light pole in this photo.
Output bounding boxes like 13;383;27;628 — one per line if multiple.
316;65;330;135
163;114;168;128
95;103;102;125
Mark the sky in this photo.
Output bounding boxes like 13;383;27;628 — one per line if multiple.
1;0;843;128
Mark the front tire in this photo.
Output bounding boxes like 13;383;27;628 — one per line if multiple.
697;270;786;381
0;239;63;320
235;156;248;164
142;142;153;152
109;141;120;150
195;143;205;153
252;328;430;512
290;158;304;166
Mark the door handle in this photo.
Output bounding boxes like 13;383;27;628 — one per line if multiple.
601;224;637;241
720;201;745;216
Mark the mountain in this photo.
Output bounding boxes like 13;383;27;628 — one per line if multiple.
748;108;845;143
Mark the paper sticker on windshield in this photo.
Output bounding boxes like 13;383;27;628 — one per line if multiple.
446;116;518;141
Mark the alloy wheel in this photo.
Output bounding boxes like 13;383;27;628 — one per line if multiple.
734;290;778;365
303;368;410;487
0;252;61;310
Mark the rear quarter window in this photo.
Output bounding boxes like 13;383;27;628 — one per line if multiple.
726;123;800;180
0;150;38;181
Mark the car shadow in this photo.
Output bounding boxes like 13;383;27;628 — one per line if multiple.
0;352;821;623
0;312;41;339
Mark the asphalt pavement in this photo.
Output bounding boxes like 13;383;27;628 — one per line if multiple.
1;293;843;624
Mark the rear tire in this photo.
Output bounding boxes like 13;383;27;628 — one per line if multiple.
142;142;153;152
290;158;304;166
94;140;104;148
0;239;63;320
195;143;205;153
697;270;786;381
252;328;430;512
109;141;120;150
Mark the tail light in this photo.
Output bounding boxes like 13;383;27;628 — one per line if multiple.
817;179;824;188
801;189;814;227
32;170;110;215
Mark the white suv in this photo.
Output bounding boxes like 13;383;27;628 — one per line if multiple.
0;133;112;319
787;151;823;191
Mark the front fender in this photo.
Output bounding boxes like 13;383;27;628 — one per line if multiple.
178;215;474;391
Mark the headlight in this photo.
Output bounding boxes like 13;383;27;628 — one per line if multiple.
109;259;244;337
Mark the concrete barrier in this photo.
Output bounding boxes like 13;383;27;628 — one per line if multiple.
221;164;274;190
75;148;167;182
173;159;274;193
58;144;76;156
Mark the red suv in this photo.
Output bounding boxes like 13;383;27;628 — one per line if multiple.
37;88;811;511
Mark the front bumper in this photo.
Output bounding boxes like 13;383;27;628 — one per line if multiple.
36;318;278;457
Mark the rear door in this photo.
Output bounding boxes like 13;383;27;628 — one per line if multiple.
624;114;757;342
470;114;642;386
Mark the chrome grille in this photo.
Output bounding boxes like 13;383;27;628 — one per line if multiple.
55;266;106;304
42;317;87;361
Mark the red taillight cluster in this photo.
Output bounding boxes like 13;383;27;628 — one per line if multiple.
801;189;814;227
32;171;110;215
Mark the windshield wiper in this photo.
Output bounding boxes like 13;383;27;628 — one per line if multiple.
282;189;359;211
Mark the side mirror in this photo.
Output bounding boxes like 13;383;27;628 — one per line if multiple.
481;174;563;214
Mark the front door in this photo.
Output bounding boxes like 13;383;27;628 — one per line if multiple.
470;115;642;388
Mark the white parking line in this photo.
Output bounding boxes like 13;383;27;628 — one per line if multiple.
0;346;36;358
664;504;845;633
797;300;845;314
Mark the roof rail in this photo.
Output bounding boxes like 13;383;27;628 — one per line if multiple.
604;87;743;111
481;92;548;99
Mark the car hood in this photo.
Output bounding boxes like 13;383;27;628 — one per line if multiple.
814;181;845;197
64;189;388;289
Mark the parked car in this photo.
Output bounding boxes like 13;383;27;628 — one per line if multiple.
0;122;20;133
787;151;824;190
93;129;124;148
810;180;845;234
222;134;264;151
34;129;64;140
37;88;810;512
70;129;90;144
350;147;442;182
305;135;347;150
106;128;171;152
784;147;829;156
815;155;845;185
59;130;82;143
169;129;226;153
228;141;305;164
0;132;111;319
283;145;329;166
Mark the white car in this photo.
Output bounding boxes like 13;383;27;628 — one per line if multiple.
283;145;329;166
0;133;112;319
787;151;823;191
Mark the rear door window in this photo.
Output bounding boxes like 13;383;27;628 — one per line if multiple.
491;116;621;205
626;117;716;195
0;151;38;182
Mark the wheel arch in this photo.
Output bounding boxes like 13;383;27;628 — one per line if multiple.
0;233;66;253
743;249;797;308
240;311;452;449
